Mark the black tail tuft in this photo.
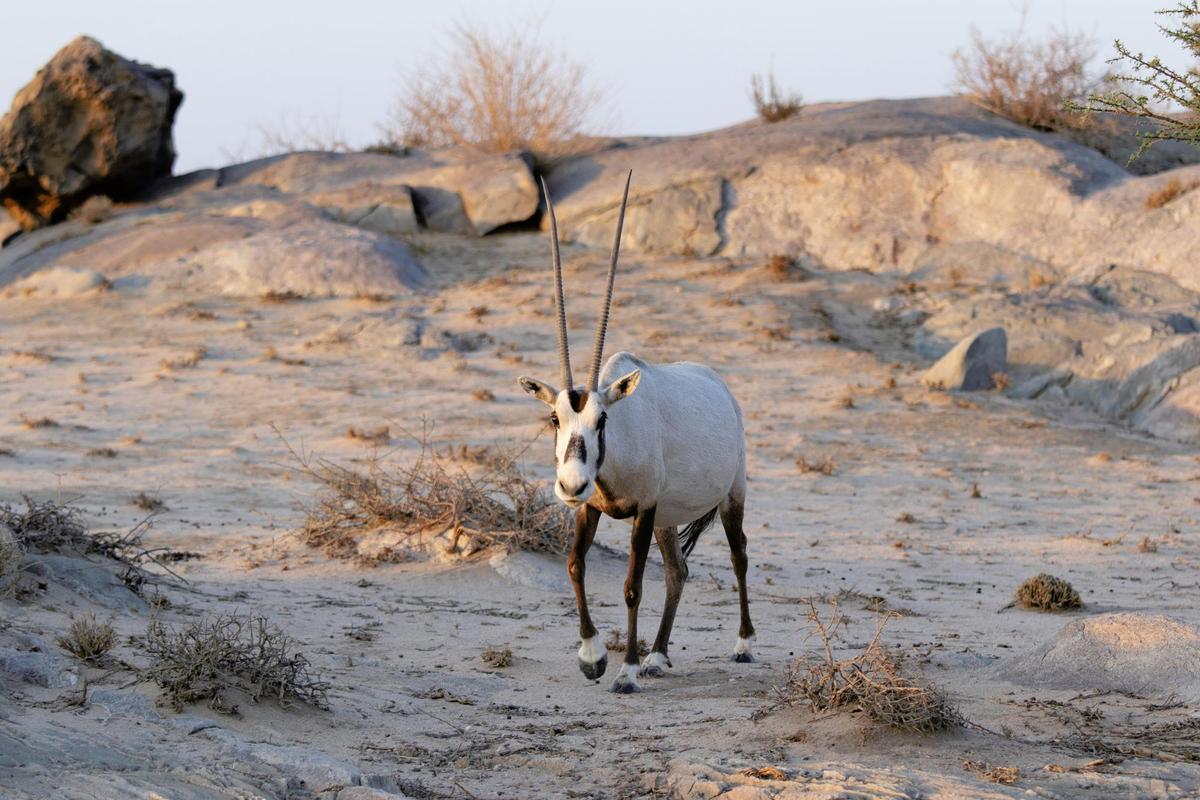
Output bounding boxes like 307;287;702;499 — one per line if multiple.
679;506;720;559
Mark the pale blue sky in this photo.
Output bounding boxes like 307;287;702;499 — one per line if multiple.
0;1;1177;172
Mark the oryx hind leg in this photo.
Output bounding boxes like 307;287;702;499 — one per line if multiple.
641;525;687;678
720;482;755;663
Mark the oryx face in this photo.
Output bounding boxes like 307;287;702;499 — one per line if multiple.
517;171;634;507
518;372;641;506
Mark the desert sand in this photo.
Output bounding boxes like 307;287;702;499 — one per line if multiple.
3;99;1200;800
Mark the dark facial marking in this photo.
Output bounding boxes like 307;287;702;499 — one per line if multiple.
567;389;589;413
564;433;586;464
595;412;607;469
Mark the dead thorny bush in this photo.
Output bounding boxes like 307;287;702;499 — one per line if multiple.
58;612;116;663
605;628;648;657
384;19;601;153
285;426;571;561
1015;573;1083;611
144;613;329;712
952;15;1099;131
750;70;803;122
0;496;181;594
774;600;961;734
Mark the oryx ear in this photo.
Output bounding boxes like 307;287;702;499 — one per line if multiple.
518;376;559;406
602;369;641;405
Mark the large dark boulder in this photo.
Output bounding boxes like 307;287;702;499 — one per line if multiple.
0;36;182;230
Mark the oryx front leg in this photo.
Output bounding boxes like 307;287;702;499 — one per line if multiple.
613;506;655;693
568;505;607;680
641;525;686;678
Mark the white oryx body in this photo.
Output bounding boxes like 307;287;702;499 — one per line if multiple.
584;352;745;529
519;172;755;693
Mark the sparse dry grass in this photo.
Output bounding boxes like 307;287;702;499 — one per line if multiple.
86;447;118;459
0;527;23;597
1015;573;1083;611
20;415;58;429
347;425;391;446
796;455;836;476
144;613;329;712
131;492;167;512
260;290;306;304
68;195;114;225
160;347;207;371
963;760;1020;785
750;70;803;122
263;346;308;367
605;628;648;657
472;388;496;402
1146;178;1197;209
1138;536;1159;553
287;426;571;562
481;646;513;668
386;20;600;153
774;601;961;734
57;612;116;663
952;18;1097;131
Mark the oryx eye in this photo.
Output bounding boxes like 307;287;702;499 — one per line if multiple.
549;412;560;428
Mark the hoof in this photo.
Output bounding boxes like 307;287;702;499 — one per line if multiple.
640;651;671;677
610;663;642;693
732;635;756;663
610;677;642;694
579;653;608;680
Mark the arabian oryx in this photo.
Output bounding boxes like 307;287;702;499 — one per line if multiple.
518;173;755;693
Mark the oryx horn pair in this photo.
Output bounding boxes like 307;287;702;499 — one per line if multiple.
540;171;633;393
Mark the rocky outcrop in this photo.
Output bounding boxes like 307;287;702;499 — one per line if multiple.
921;328;1007;391
543;97;1200;294
0;36;182;230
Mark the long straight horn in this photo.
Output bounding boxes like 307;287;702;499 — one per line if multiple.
588;170;632;392
540;176;573;391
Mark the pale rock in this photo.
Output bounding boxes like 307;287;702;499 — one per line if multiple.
921;328;1007;391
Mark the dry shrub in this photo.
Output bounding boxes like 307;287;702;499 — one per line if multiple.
347;425;391;446
1138;536;1159;553
1146;178;1197;209
131;492;167;512
1015;573;1083;611
796;455;835;476
288;427;571;561
160;347;207;371
20;416;58;429
68;195;114;225
58;612;115;662
605;628;648;657
0;527;23;597
386;20;600;153
481;646;513;668
260;290;306;304
952;17;1098;131
0;496;174;592
87;447;118;459
775;601;961;734
750;70;803;122
144;614;329;712
963;760;1020;785
763;254;808;281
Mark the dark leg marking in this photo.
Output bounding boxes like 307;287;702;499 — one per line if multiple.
720;498;756;662
568;504;605;679
645;525;687;676
613;505;655;693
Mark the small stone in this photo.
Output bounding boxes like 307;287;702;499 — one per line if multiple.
921;328;1007;391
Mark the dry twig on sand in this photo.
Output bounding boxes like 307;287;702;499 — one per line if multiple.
283;424;570;562
774;600;961;733
144;613;329;712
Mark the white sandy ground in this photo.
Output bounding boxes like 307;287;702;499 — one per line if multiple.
2;231;1200;799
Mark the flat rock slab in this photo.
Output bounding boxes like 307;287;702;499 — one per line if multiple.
995;612;1200;702
921;327;1007;391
